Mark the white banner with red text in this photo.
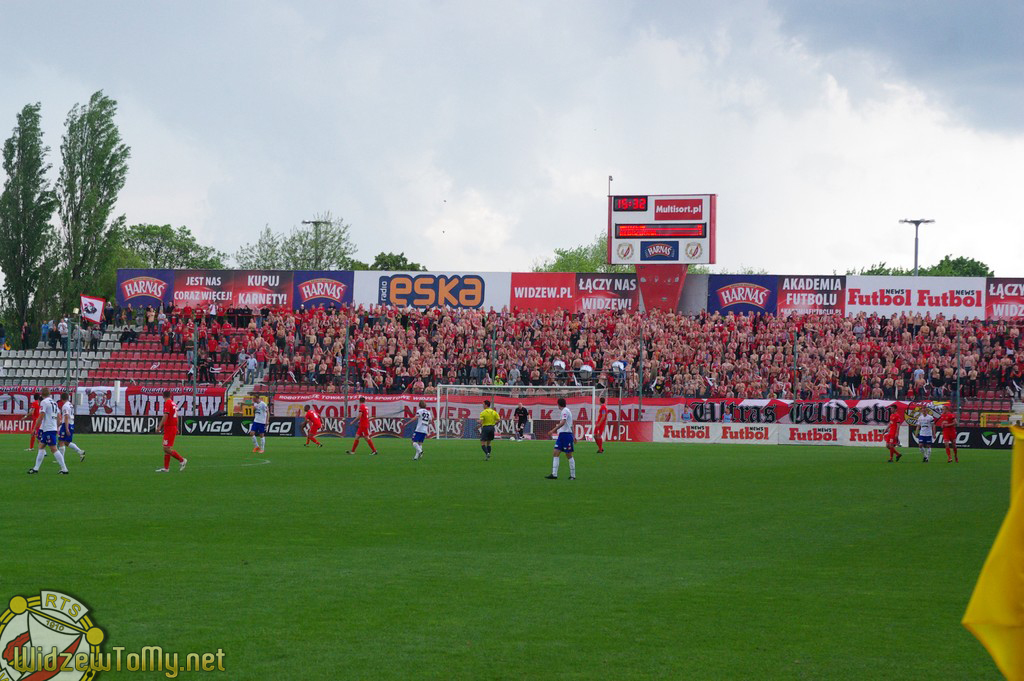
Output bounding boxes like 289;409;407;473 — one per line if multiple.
652;422;903;446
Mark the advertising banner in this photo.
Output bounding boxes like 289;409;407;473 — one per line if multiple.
76;415;296;436
653;422;778;444
0;416;34;434
353;271;512;310
844;276;986;319
509;272;576;312
707;275;778;315
232;270;293;308
985;278;1024;321
909;426;1014;450
172;271;293;309
574;273;639;312
293;271;354;308
776;276;846;316
117;269;174;308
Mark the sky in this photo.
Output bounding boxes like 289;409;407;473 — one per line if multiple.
0;0;1022;275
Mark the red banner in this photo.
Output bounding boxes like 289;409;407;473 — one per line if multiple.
986;278;1024;321
777;276;846;315
172;271;293;309
510;272;576;312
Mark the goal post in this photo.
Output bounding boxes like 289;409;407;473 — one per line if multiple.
435;384;598;440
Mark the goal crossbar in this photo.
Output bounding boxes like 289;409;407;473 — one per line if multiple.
435;384;598;439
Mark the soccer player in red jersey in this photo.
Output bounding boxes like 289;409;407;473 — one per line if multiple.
349;396;377;455
884;408;904;463
155;390;187;472
594;397;609;453
304;404;323;447
935;406;958;463
23;393;40;451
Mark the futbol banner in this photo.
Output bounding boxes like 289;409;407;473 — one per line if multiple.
652;423;900;446
776;276;846;316
985;278;1024;321
845;276;986;319
707;275;778;315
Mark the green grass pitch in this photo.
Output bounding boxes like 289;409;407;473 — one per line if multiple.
2;433;1010;680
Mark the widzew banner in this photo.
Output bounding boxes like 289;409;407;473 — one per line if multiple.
985;278;1024;321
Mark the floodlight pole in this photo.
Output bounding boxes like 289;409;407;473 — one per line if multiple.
899;219;934;276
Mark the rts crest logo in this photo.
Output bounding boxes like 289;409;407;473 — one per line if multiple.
0;591;105;681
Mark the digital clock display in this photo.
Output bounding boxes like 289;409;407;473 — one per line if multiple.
615;223;707;239
612;196;648;212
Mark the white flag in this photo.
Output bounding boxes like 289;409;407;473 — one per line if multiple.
80;294;106;324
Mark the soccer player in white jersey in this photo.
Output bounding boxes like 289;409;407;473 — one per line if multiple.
27;388;68;475
916;409;935;463
249;395;269;453
545;397;576;480
58;392;86;462
412;400;430;460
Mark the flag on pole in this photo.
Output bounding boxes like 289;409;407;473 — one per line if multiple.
80;294;106;324
962;424;1024;680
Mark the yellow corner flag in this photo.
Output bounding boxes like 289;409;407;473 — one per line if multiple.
963;425;1024;680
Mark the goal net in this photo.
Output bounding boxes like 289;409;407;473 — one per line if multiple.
435;384;598;440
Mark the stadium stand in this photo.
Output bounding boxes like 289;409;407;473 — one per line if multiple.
2;306;1020;425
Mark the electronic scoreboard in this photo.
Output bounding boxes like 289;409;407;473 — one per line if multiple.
607;194;716;265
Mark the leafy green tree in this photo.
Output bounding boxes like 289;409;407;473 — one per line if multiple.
849;254;993;277
924;254;993;277
533;233;632;273
279;212;357;270
122;223;227;269
235;212;359;270
0;102;57;339
56;90;131;312
234;225;282;269
369;252;426;271
534;232;711;274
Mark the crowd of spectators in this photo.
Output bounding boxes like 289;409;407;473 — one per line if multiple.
138;302;1023;401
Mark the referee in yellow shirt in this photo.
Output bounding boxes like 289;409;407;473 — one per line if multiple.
479;400;500;460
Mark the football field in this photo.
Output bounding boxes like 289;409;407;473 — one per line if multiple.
2;434;1008;680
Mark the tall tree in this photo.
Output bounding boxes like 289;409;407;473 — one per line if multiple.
369;252;426;271
0;102;57;333
234;225;282;269
122;223;227;269
849;254;993;277
56;90;131;310
533;233;632;273
279;211;358;270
